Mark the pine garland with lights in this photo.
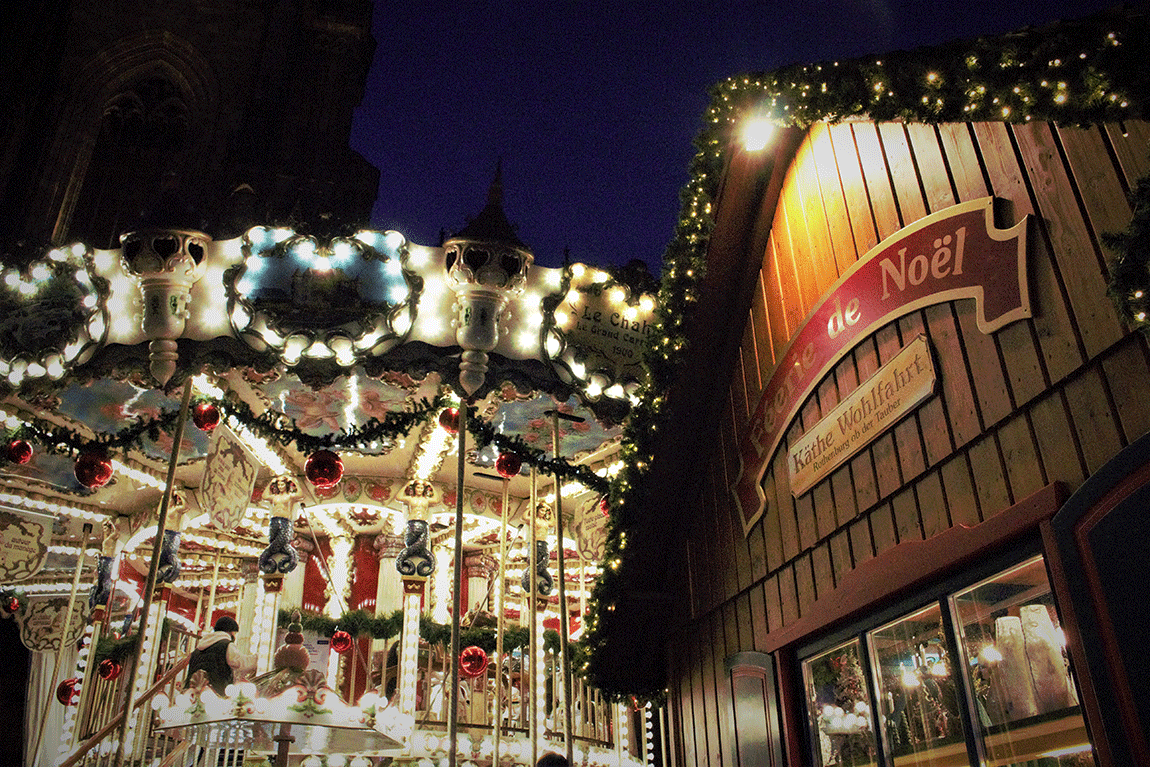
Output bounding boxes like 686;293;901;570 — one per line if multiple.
465;407;610;495
0;393;608;494
1105;176;1150;328
278;608;561;655
580;5;1148;701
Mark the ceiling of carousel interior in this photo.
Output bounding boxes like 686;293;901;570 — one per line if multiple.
0;201;657;616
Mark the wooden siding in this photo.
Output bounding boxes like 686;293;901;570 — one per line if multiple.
670;119;1150;766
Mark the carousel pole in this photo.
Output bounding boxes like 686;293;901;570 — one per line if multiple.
493;472;509;767
114;376;194;766
202;549;222;632
30;522;91;767
547;409;579;766
447;404;467;767
529;466;539;767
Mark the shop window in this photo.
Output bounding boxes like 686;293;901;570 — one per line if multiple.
869;602;967;764
800;554;1095;766
950;556;1091;765
802;639;879;766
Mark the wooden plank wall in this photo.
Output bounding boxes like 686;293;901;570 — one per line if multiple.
666;119;1150;766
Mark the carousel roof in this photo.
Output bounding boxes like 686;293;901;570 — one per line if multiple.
0;202;658;622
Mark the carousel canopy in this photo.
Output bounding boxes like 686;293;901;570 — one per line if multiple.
0;196;658;627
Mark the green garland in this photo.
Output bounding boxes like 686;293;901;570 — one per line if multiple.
0;393;608;494
1105;176;1150;328
466;407;610;495
279;608;561;656
581;5;1148;701
0;586;26;614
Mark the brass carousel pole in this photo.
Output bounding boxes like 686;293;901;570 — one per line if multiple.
547;409;580;766
114;376;193;765
493;471;510;767
30;522;91;767
202;549;222;632
529;466;539;767
447;405;467;767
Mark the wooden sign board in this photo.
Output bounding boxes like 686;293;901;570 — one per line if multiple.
788;336;936;496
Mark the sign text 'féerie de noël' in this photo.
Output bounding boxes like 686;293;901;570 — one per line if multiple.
732;198;1030;534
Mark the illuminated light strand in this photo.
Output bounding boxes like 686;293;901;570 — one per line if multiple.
0;490;106;521
14;580;94;594
110;458;166;490
56;622;97;760
48;545;101;557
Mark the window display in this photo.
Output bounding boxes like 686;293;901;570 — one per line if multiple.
950;555;1093;766
802;639;879;766
800;554;1095;766
868;603;967;765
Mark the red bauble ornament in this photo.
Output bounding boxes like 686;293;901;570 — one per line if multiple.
305;450;343;489
330;629;353;654
98;658;122;681
459;646;488;679
438;407;459;435
74;450;113;489
599;497;610;517
5;439;32;465
495;451;522;479
5;596;19;613
56;678;80;706
192;402;221;432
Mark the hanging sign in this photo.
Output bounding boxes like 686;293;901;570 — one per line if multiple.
733;198;1029;534
573;495;608;561
17;593;88;652
788;336;936;496
546;268;656;400
201;424;260;532
0;507;54;582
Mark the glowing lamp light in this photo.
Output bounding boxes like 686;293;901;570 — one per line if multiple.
741;117;777;151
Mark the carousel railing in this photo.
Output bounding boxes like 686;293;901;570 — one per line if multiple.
63;623;198;767
59;653;189;767
410;645;615;748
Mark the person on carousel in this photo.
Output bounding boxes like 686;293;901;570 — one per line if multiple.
185;615;257;695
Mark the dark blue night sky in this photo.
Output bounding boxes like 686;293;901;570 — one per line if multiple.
350;1;1118;272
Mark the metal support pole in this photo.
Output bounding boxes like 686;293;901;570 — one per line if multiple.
529;466;539;767
115;376;193;765
447;406;467;767
31;522;91;767
549;410;577;766
203;549;221;632
493;474;509;767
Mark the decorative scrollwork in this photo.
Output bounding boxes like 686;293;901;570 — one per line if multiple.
521;539;552;596
88;555;115;611
156;529;181;584
259;516;299;574
396;519;434;577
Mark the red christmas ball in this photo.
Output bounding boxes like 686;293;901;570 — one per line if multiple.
330;629;353;654
599;497;610;517
56;678;80;706
6;439;32;465
305;450;343;489
438;407;459;435
5;596;19;613
98;658;122;681
74;450;113;489
495;451;522;479
459;645;488;679
192;402;221;432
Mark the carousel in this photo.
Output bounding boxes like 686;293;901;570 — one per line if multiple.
0;180;660;767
